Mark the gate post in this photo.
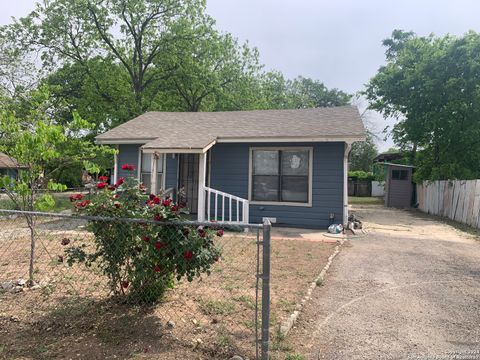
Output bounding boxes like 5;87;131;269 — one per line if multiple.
261;219;271;360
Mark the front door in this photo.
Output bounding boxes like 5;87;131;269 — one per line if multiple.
178;154;199;214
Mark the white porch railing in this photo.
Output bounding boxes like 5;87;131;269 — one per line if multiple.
204;186;249;224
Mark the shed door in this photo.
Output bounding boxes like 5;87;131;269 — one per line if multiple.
387;168;412;208
178;154;199;214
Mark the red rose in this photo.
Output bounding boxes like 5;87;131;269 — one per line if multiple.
154;241;163;250
146;200;155;207
121;281;129;289
152;196;161;204
69;193;83;202
115;177;125;187
154;265;161;273
154;213;162;221
99;175;109;182
143;236;150;242
108;185;115;191
216;229;224;237
162;199;171;207
183;250;193;261
121;164;135;171
171;205;179;212
96;182;107;189
75;200;90;208
197;229;206;238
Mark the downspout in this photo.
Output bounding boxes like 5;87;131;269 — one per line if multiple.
343;142;352;226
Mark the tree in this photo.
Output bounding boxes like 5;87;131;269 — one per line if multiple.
349;134;378;172
365;30;480;181
0;87;114;285
286;76;352;108
2;0;205;114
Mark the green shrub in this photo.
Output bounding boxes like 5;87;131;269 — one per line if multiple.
65;165;222;303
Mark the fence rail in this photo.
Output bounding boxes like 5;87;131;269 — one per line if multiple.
417;180;480;229
0;209;270;360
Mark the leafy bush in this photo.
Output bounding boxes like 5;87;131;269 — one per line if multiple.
348;170;375;181
66;166;222;303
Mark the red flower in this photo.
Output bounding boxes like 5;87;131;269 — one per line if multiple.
115;177;125;187
121;281;129;289
143;236;150;242
146;200;155;207
121;164;135;171
154;213;162;221
171;205;179;212
96;182;107;189
108;185;115;191
183;250;193;261
154;241;163;250
162;199;171;207
154;265;161;273
197;229;206;238
216;229;224;237
99;175;109;182
113;194;120;199
152;196;161;204
75;200;90;208
69;193;83;202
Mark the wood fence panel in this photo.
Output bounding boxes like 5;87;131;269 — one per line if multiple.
417;179;480;229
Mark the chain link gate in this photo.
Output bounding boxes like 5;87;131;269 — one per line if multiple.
0;209;271;359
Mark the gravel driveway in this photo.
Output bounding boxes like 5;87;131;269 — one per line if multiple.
280;205;480;360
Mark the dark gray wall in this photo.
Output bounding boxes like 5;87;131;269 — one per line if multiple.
385;165;413;208
165;154;178;189
209;142;345;229
118;144;141;179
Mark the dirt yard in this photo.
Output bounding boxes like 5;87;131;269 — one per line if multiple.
0;216;336;360
274;205;480;360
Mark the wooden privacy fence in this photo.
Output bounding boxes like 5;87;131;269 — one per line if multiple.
417;180;480;228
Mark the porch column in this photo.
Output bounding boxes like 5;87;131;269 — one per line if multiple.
150;152;158;195
197;152;207;222
343;142;352;226
113;145;119;184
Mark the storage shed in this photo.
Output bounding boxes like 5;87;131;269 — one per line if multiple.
384;163;415;208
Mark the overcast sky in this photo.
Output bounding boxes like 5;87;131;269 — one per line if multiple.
2;0;480;150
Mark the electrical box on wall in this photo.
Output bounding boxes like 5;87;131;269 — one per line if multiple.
262;217;277;223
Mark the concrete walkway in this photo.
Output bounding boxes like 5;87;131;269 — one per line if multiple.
281;205;480;360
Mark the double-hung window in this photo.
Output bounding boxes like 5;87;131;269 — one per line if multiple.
250;148;312;205
141;153;164;192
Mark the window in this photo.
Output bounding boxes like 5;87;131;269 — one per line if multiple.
250;148;311;204
141;153;164;192
391;169;408;180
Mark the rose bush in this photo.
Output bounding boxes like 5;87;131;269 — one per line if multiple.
66;165;222;303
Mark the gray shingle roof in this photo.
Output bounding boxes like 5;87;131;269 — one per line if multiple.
0;152;26;169
96;106;365;149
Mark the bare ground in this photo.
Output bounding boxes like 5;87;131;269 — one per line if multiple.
274;205;480;359
0;216;335;360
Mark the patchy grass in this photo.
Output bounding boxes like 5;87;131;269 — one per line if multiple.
349;196;383;205
0;217;336;359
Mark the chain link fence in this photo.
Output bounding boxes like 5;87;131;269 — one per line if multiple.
0;209;271;360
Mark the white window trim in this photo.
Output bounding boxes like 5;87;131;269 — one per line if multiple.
138;149;167;190
248;146;313;207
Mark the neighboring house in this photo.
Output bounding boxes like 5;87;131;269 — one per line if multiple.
0;152;26;180
96;106;365;228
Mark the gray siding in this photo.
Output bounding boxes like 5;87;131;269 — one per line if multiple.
118;144;141;179
209;142;344;229
165;154;178;189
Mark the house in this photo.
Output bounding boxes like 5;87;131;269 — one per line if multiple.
0;152;26;180
96;106;365;228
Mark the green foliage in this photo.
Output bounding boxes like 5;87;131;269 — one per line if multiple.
66;169;222;303
366;30;480;181
349;134;378;172
348;170;375;181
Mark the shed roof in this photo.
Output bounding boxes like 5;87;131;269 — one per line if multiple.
96;106;365;151
0;152;26;169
